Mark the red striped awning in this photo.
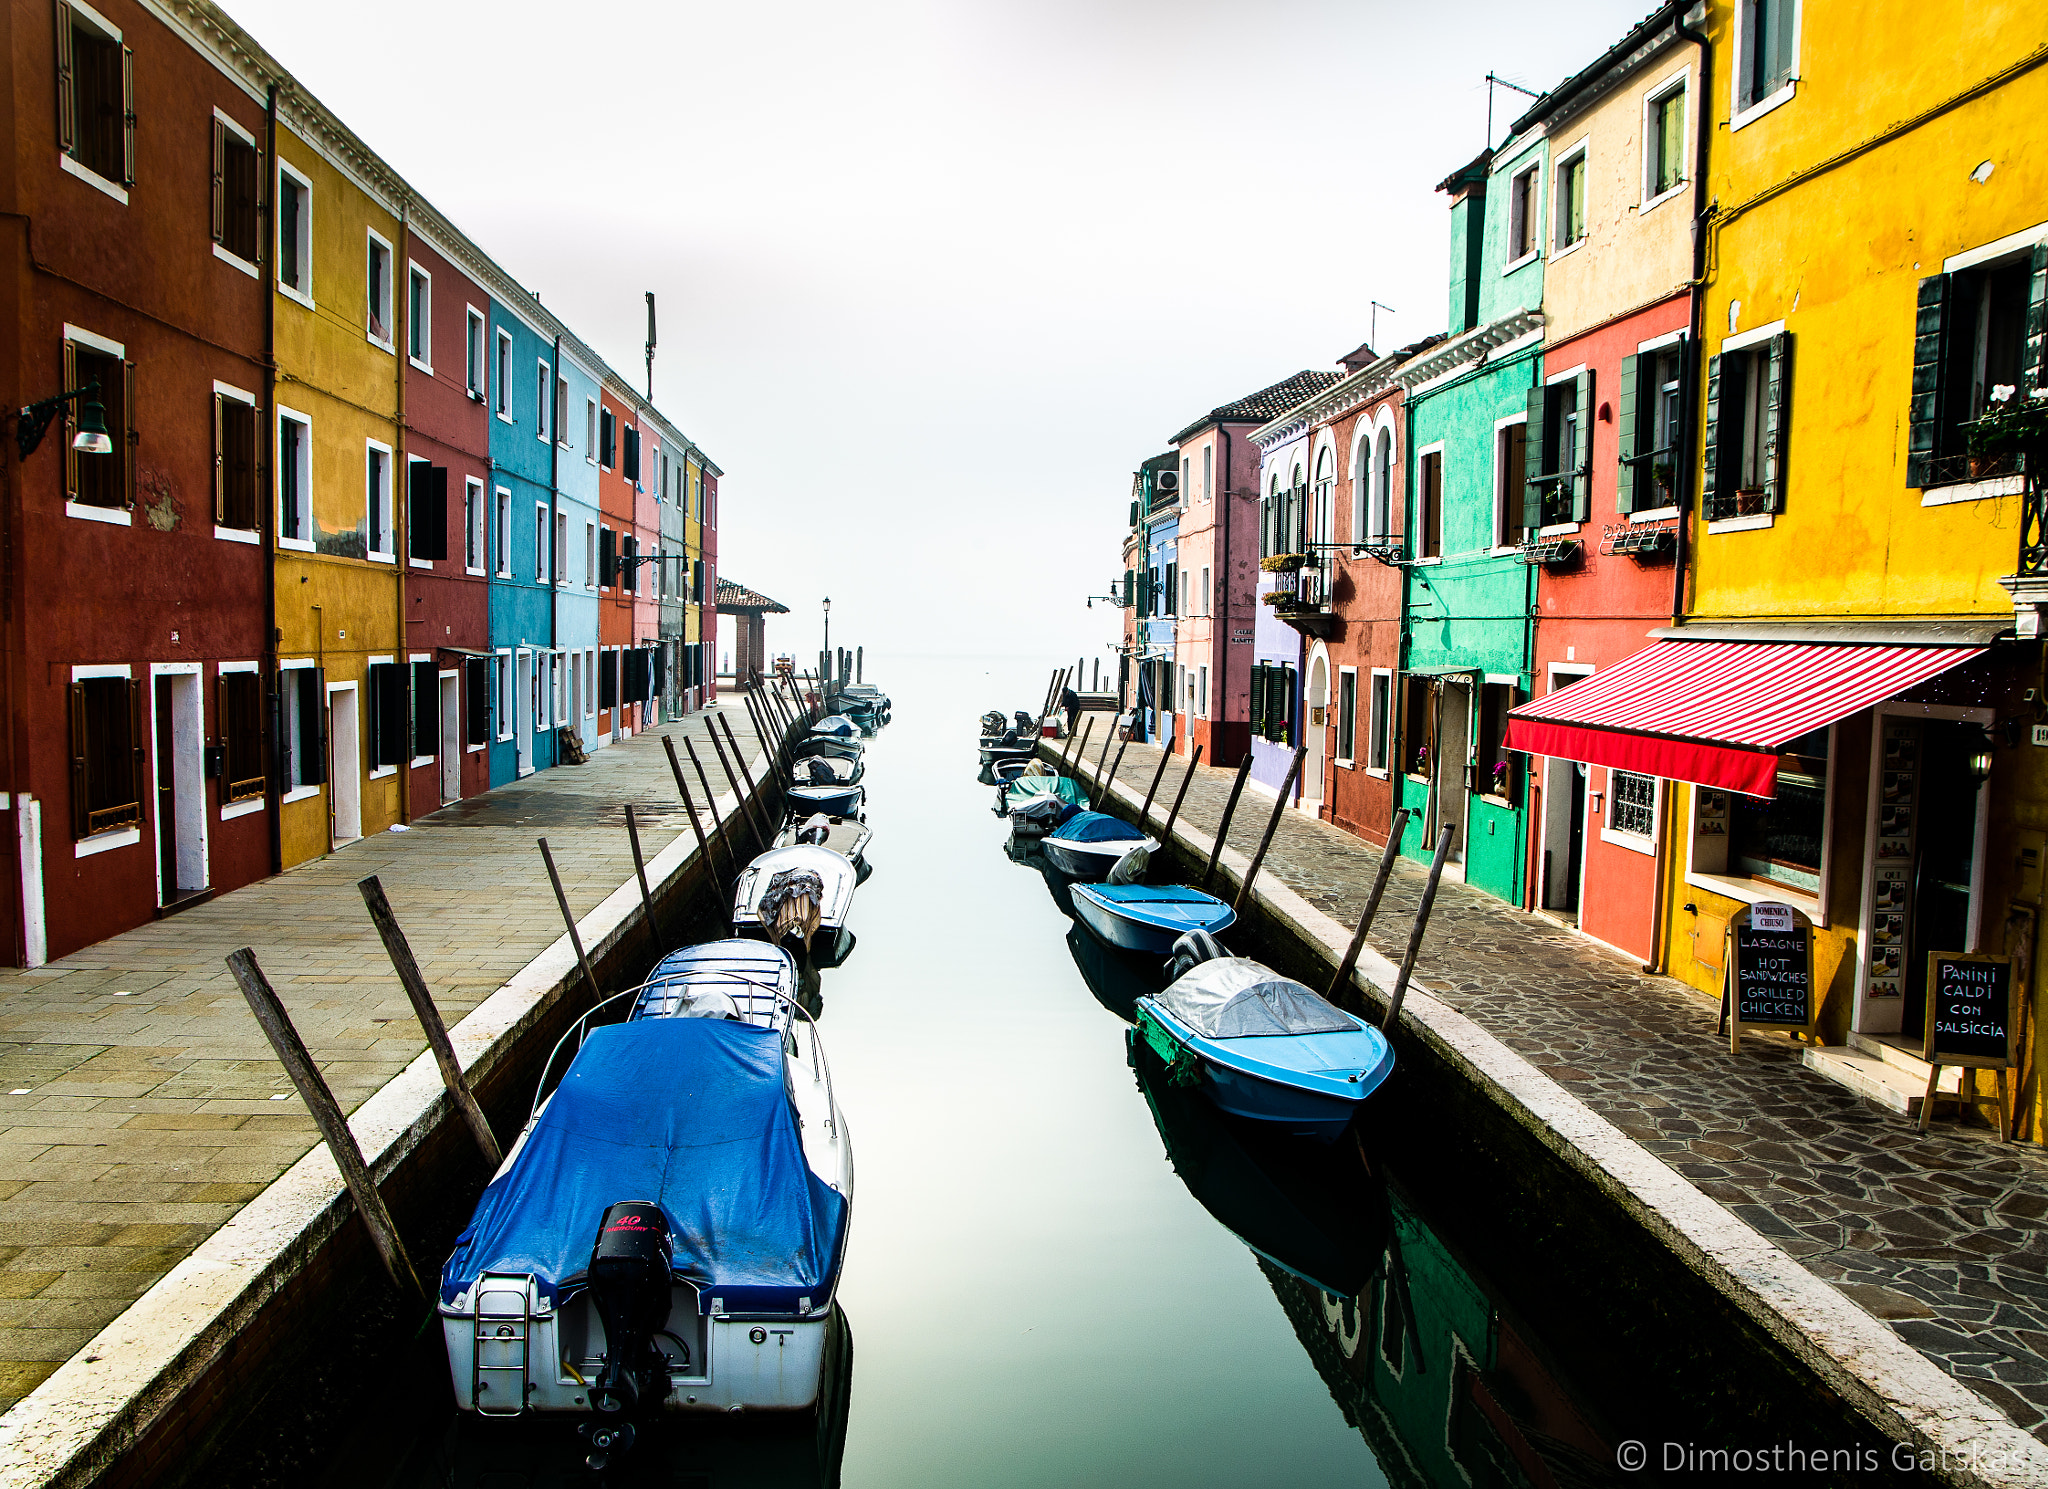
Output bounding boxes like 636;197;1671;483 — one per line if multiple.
1504;639;1985;797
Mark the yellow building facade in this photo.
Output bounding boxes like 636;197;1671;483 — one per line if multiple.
271;112;407;867
1658;0;2048;1136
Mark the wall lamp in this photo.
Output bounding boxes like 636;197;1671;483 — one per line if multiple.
16;381;111;461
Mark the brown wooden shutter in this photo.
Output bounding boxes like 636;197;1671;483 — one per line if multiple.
67;681;87;838
61;340;78;500
122;358;136;508
212;392;225;522
210;117;225;244
54;2;75;156
127;676;145;825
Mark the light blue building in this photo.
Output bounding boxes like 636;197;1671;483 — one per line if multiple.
553;339;605;754
486;294;562;785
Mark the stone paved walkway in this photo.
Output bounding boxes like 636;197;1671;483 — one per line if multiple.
1067;738;2048;1442
0;701;775;1411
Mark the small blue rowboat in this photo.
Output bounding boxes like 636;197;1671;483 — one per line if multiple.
810;715;861;738
1040;811;1158;881
1070;884;1236;954
1134;957;1393;1142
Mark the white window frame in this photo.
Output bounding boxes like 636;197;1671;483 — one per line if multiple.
211;380;261;541
495;648;514;742
275;160;314;307
1600;770;1662;854
1197;665;1209;719
278;657;323;800
57;2;128;205
1412;440;1446;562
600;524;613;591
555;510;569;588
1550;136;1590;259
365;438;394;562
365;228;395;352
68;660;140;855
61;325;130;527
1641;66;1693;211
586;399;598;463
1200;566;1211;617
536;358;551;442
1703;319;1788;534
276;405;313;552
1366;668;1393;778
1503;161;1542;272
1492;411;1530;551
464;307;486;400
406;651;436;769
494;486;511;578
406;261;432;373
365;654;399;779
584;649;598;718
494;329;514;421
463;477;485;575
1730;0;1801;131
210;111;261;278
405;455;433;571
585;520;596;589
535;500;550;584
555;374;572;449
1335;665;1358;767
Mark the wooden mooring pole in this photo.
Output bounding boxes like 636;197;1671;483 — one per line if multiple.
1233;745;1307;915
1383;825;1456;1031
356;876;502;1170
716;713;772;852
1091;717;1116;792
1137;743;1172;825
684;736;741;876
623;805;664;958
1065;715;1094;772
1160;745;1202;843
1091;735;1131;812
225;947;426;1301
1201;753;1255;890
1326;808;1413;1001
537;837;604;1007
661;735;720;890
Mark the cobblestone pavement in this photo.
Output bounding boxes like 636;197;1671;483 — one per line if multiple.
1068;736;2048;1441
0;701;774;1410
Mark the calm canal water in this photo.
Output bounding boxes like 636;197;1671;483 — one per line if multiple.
221;655;1905;1488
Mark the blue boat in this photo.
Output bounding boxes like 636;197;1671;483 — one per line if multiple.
1040;811;1158;881
1070;883;1237;954
1134;956;1393;1141
809;714;861;739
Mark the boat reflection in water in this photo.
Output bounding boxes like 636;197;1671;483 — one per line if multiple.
1064;922;1163;1024
422;1307;853;1489
1001;832;1081;918
1132;1042;1621;1488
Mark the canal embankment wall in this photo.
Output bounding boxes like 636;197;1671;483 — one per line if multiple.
0;704;799;1489
1056;741;2048;1489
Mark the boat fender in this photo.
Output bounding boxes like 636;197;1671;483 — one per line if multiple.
1164;928;1227;983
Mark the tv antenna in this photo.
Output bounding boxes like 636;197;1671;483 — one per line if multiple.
1485;72;1541;147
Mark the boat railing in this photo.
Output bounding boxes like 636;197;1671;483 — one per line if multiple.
530;971;837;1135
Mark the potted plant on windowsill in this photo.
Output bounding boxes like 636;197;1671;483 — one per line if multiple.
1966;385;2047;468
1260;553;1308;573
1260;589;1300;611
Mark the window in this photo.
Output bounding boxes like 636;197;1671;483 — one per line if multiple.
494;330;512;418
1373;428;1393;540
536;360;550;441
586;399;598;462
1618;341;1690;512
1609;770;1658;840
281;666;327;791
1553;149;1587;251
68;673;143;838
1166;561;1178;616
1313;448;1335;553
556;376;570;446
621;535;639;593
1508;165;1539;262
1197;666;1209;719
535;502;549;584
1908;250;2047;489
210;117;259;264
495;653;513;740
1737;0;1797;112
600;408;617;469
494;488;511;576
214;389;257;530
533;654;549;732
1416;450;1443;559
1337;669;1357;763
555;511;568;586
1200;566;1210;616
585;521;596;588
1201;445;1212;503
1722;728;1828;894
1703;331;1791;519
624;425;641;484
1351;437;1371;548
366;662;407;770
365;443;393;558
599;525;615;587
1403;675;1436;777
407;265;431;368
56;4;132;190
1646;83;1687;200
465;310;485;399
407;462;447;564
277;165;312;299
64;337;129;511
366;232;393;347
1497;419;1528;546
1367;671;1392;773
411;661;437;761
278;409;311;545
464;478;484;572
1476;682;1518;802
1526;372;1591;528
585;650;597;716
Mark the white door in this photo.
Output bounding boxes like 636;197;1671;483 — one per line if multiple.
1303;655;1328;810
329;685;362;844
439;673;460;804
515;652;533;775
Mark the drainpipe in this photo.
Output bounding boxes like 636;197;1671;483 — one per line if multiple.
550;335;560;714
1217;426;1232;764
260;84;282;876
394;208;411;825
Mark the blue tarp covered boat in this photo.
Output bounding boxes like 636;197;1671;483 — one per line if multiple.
1070;883;1237;953
1041;810;1158;881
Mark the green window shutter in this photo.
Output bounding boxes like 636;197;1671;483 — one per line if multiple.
1616;354;1639;513
1764;333;1792;513
1166;562;1177;616
1523;384;1546;533
2025;245;2047;394
1572;368;1594;521
1700;353;1723;517
1907;274;1949;489
1249;663;1266;735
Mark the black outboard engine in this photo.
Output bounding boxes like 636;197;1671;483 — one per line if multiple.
1165;928;1227;983
586;1201;674;1438
1014;710;1035;733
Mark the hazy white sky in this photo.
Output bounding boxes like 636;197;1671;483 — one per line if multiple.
222;0;1653;674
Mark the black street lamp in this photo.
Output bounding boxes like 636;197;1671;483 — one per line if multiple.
822;596;830;669
16;381;111;462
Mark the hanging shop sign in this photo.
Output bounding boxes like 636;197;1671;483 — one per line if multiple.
1918;951;2015;1137
1723;902;1815;1052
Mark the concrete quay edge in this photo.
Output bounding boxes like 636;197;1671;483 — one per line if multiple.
0;739;772;1489
1067;744;2048;1489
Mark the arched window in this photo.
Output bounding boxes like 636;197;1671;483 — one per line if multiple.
1352;436;1371;549
1289;463;1305;553
1314;448;1334;553
1373;427;1394;539
1264;475;1280;557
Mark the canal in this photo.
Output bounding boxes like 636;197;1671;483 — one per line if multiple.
205;656;1927;1488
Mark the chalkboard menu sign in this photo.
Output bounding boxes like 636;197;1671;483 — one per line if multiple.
1724;903;1815;1051
1923;953;2014;1066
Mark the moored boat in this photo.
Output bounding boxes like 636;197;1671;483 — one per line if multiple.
785;781;865;818
809;715;861;739
1133;950;1393;1141
1040;810;1158;881
1070;883;1236;954
732;843;858;952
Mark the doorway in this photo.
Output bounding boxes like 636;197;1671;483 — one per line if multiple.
515;651;534;776
328;683;362;844
1304;651;1328;811
1542;759;1588;919
1902;720;1985;1041
152;670;207;906
439;672;460;804
1434;678;1471;864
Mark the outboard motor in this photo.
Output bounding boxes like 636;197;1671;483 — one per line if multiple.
1014;710;1035;733
586;1201;674;1422
1165;928;1227;983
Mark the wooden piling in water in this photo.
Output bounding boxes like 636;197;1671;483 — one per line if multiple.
1091;735;1130;813
1091;719;1116;794
1383;825;1456;1030
716;712;773;850
1161;745;1202;843
623;804;664;958
741;692;786;794
1201;754;1255;890
357;877;503;1171
1233;745;1307;914
662;735;720;891
1137;744;1172;825
1325;808;1413;1001
684;736;741;877
225;946;426;1302
1064;715;1094;772
538;837;605;1007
